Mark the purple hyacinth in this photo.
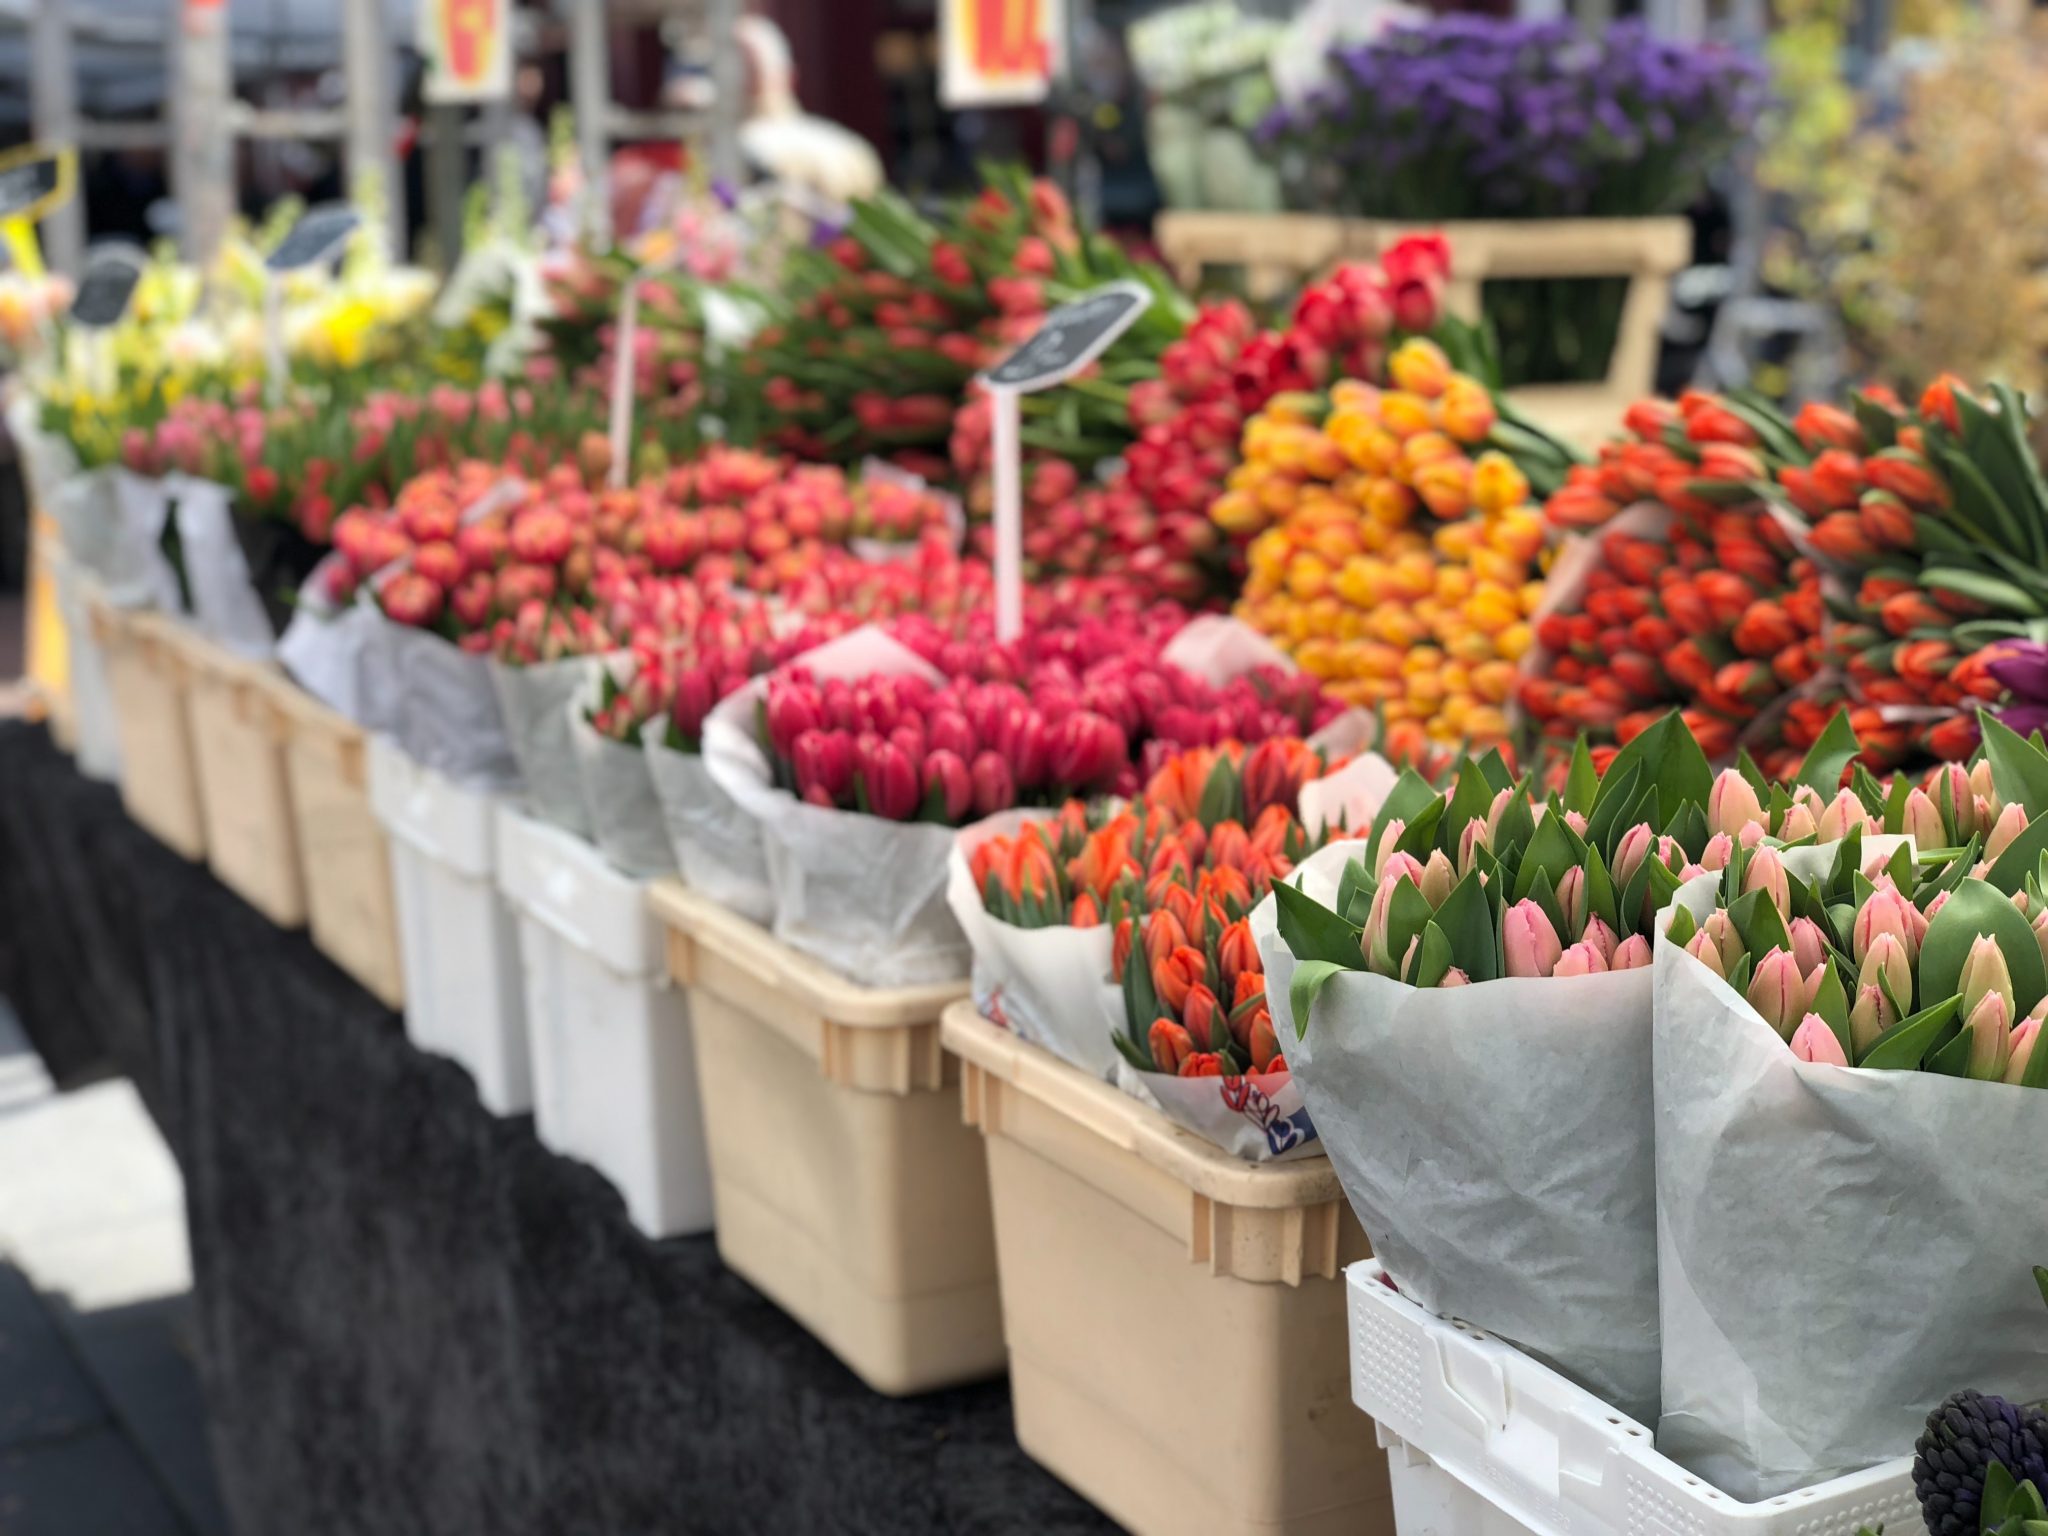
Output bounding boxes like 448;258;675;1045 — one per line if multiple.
1987;641;2048;740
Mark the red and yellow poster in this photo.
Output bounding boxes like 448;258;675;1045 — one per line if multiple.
419;0;512;104
941;0;1064;108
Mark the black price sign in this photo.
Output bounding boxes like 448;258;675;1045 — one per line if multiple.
0;147;72;224
72;246;147;329
265;205;361;273
981;280;1153;394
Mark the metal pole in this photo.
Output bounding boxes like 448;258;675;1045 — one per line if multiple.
426;104;466;272
342;0;402;254
170;0;234;265
707;0;743;188
568;0;610;244
29;0;84;274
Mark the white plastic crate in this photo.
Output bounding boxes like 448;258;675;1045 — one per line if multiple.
497;806;713;1240
368;735;532;1115
1347;1262;1919;1536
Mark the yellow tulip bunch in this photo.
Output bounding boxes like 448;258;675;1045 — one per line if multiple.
1212;339;1547;745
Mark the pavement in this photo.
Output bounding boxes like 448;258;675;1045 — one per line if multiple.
0;1001;230;1535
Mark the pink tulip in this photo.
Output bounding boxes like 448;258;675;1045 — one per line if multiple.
792;728;854;806
1502;900;1564;979
765;680;823;757
1853;883;1920;966
1563;809;1589;837
1708;769;1765;838
1440;967;1471;987
1857;931;1911;1009
1049;709;1126;794
1816;788;1869;842
1684;926;1728;979
1556;866;1588;939
1849;983;1896;1056
2033;909;2048;975
1747;949;1811;1039
1456;817;1489;876
1742;846;1790;916
1985;802;2029;862
1964;990;2013;1081
1901;788;1944;848
1614;823;1654;886
1370;821;1406;879
1380;850;1426;891
1484;789;1514;840
1958;933;2016;1019
1421;850;1455;909
969;750;1015;818
1788;916;1828;977
1610;934;1652;970
860;739;921;821
1581;915;1619;964
922;749;973;823
1776;803;1818;842
2005;1012;2044;1085
1553;940;1608;977
1925;762;1978;838
1790;1013;1850;1066
927;709;978;762
1699;832;1735;873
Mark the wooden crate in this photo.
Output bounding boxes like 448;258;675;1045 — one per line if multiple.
178;633;308;928
1153;213;1691;447
88;600;207;861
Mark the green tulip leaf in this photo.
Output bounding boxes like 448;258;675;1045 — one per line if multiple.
1475;747;1516;795
1584;764;1642;856
1926;1023;1976;1078
1982;712;2048;821
1585;846;1619;933
1811;957;1852;1059
1395;799;1448;863
1664;902;1699;950
1564;736;1599;817
1364;768;1441;872
1796;708;1862;796
1335;858;1370;925
1196;751;1242;830
1272;879;1365;969
1385;879;1437;979
1515;810;1583;904
1412;921;1454;989
1434;868;1498;982
1288;960;1347;1040
1859;994;1962;1070
1725;952;1753;995
1439;760;1495;855
1729;887;1793;964
1921;878;2048;1018
1665;800;1710;865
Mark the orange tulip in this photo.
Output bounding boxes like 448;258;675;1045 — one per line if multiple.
1153;945;1209;1014
1218;918;1260;998
1149;1018;1195;1074
1182;983;1222;1050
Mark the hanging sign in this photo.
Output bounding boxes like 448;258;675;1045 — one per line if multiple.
420;0;513;104
978;280;1152;642
266;204;361;273
71;245;148;330
0;145;76;282
940;0;1065;108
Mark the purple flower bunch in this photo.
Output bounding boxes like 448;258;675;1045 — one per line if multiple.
1267;18;1765;220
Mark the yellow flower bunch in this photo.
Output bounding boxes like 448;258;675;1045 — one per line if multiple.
1213;339;1548;746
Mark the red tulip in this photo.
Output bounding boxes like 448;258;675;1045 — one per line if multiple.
922;748;973;823
969;750;1015;817
792;729;854;807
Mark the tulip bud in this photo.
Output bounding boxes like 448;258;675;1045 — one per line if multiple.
1777;803;1818;842
2034;909;2048;975
1685;925;1727;979
1964;990;2014;1081
1249;1011;1283;1073
1556;866;1588;939
969;750;1016;818
1971;758;1999;807
1853;884;1920;966
1958;933;2017;1020
1788;916;1828;977
2005;1016;2043;1085
1370;821;1406;880
1421;850;1456;909
922;749;974;823
1697;832;1733;873
1747;949;1812;1039
1182;983;1222;1051
1817;788;1868;843
862;739;921;821
1901;788;1944;848
1790;1012;1851;1066
1702;910;1744;973
1742;846;1791;917
1611;934;1653;970
1439;968;1471;987
1553;941;1609;977
1457;817;1489;877
1985;803;2030;862
1581;915;1619;964
1564;809;1589;837
1381;850;1425;892
1148;1019;1195;1074
1927;762;1977;839
1856;930;1911;1009
1502;900;1564;978
1708;769;1766;838
1614;823;1654;886
1849;983;1897;1056
1485;789;1514;841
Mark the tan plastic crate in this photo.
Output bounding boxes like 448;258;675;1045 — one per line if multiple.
89;599;207;861
266;681;405;1008
943;1003;1391;1536
175;631;307;928
647;880;1001;1395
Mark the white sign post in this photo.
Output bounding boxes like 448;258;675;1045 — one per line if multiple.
977;280;1153;641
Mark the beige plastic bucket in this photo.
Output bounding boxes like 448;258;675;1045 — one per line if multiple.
647;879;1001;1395
89;599;207;861
176;632;307;928
942;1003;1392;1536
265;681;405;1008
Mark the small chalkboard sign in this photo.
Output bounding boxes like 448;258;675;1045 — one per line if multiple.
265;205;361;273
0;149;67;224
72;246;147;329
982;280;1153;394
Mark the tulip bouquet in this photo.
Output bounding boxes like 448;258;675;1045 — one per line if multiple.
1651;722;2048;1502
1257;710;1845;1425
1216;339;1552;749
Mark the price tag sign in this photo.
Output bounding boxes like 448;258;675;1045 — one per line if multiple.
0;145;76;282
266;204;361;273
71;245;148;329
979;280;1153;641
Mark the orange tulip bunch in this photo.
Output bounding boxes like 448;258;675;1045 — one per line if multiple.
1519;392;1829;775
1210;339;1547;750
970;738;1352;1082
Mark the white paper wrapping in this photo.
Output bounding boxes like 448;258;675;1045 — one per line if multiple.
47;468;177;609
356;609;520;792
1114;1060;1321;1162
642;724;774;925
567;699;675;878
701;626;969;986
1159;612;1296;685
1654;861;2048;1500
1255;840;1662;1425
165;475;276;657
492;655;604;837
276;556;383;721
5;392;76;514
945;809;1120;1079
